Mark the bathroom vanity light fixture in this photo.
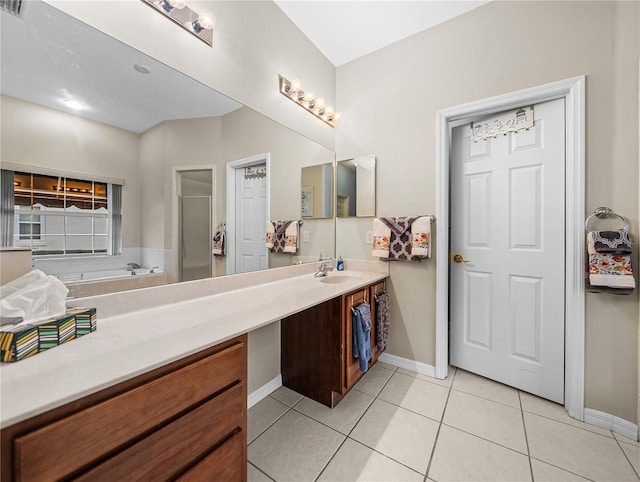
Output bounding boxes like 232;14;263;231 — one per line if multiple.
279;75;340;127
141;0;214;47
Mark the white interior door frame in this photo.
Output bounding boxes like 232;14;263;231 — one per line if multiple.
435;76;586;420
226;153;271;275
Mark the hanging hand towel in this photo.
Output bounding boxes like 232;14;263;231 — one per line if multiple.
375;292;391;351
352;304;372;373
587;231;635;292
411;216;432;258
591;230;632;254
268;221;294;253
283;221;298;253
265;221;275;249
381;217;418;260
372;218;391;258
212;229;225;256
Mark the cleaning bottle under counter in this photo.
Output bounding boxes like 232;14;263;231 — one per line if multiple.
336;254;345;271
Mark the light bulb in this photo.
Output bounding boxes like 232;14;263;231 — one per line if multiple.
159;0;185;12
192;9;215;32
326;105;335;114
290;79;303;92
315;98;325;108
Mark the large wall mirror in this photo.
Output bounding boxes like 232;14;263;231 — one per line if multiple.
301;163;334;219
0;0;335;296
336;155;376;218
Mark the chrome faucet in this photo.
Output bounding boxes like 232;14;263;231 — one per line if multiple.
314;260;334;277
126;262;141;274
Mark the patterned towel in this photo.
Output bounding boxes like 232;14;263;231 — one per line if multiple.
587;231;635;292
372;218;391;258
411;216;432;258
266;221;297;253
375;292;390;351
380;217;418;260
591;230;632;254
212;230;225;256
265;221;275;249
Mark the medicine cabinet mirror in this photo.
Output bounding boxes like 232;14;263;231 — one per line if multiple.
336;155;376;217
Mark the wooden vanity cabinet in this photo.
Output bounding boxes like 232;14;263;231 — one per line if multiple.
0;334;248;482
281;279;387;408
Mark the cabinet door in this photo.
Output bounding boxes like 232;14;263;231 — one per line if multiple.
281;297;342;407
344;288;370;390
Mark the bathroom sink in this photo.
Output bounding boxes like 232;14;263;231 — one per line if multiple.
318;272;361;284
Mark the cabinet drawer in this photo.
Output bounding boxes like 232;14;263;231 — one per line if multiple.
15;340;245;481
76;383;244;481
178;430;245;482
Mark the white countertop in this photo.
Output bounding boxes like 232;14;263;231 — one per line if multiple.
0;269;387;427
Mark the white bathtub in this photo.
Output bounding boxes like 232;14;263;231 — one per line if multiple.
56;268;162;283
59;268;168;298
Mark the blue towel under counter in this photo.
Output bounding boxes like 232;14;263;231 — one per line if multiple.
352;303;372;373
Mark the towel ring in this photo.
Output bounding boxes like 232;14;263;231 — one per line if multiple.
584;207;629;232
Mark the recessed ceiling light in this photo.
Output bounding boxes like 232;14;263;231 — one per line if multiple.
134;64;151;74
62;99;84;110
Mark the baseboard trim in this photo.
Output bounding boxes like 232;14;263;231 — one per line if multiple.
248;375;282;409
378;353;437;378
584;408;638;441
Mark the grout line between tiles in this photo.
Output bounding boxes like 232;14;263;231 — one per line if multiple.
248;398;293;446
440;422;530;457
522;409;617;440
449;386;521;410
313;436;349;482
248;461;276;481
613;433;640;480
348;371;433;477
518;391;535;482
424;371;454;480
529;457;597;482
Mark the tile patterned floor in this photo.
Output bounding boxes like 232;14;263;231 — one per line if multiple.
248;364;640;481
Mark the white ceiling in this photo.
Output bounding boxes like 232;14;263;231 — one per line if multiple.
0;1;241;133
274;0;490;67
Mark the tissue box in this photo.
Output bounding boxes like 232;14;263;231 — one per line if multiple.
0;308;98;362
66;307;97;336
0;324;39;362
37;313;76;350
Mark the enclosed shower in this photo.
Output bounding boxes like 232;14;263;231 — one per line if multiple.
177;169;212;282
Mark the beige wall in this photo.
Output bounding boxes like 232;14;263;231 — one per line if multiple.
0;95;141;249
336;1;639;422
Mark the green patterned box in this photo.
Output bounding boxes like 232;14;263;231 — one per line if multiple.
0;324;39;363
66;307;97;336
36;313;76;351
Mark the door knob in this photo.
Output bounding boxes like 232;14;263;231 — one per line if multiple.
453;254;470;263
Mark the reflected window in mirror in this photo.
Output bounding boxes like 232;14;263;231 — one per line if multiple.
301;163;334;219
336;155;376;217
1;170;122;256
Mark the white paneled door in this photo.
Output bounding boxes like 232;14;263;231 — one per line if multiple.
450;98;566;403
235;164;267;274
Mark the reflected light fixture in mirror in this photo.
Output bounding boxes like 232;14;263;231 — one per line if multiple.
279;75;340;127
141;0;214;46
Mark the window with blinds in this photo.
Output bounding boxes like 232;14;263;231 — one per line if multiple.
12;171;121;256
